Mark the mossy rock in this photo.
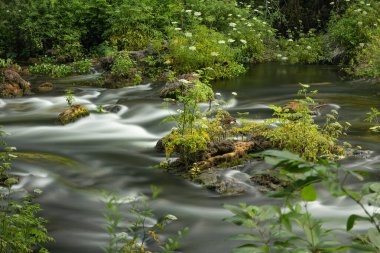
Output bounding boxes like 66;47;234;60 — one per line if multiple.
58;105;89;125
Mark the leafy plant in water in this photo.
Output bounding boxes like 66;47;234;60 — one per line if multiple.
64;89;75;107
0;129;53;253
103;186;187;253
365;107;380;132
226;149;380;252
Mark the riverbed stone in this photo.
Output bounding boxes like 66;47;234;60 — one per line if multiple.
0;69;31;98
35;82;54;93
159;73;199;99
58;105;90;125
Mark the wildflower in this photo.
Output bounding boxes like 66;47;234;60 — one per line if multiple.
188;46;196;51
228;13;232;17
176;109;184;113
240;39;247;44
215;92;221;96
194;12;201;16
185;9;192;13
358;21;363;26
247;23;252;27
171;21;178;24
185;32;192;37
288;39;293;42
232;92;238;96
330;2;334;5
277;54;282;57
233;28;237;31
172;127;178;131
306;46;312;50
218;40;226;44
174;27;182;31
237;14;241;18
229;22;237;27
211;52;219;56
241;18;246;21
228;39;235;43
281;56;288;61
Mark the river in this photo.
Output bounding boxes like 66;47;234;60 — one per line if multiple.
1;63;379;253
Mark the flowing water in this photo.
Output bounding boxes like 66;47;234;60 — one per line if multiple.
1;63;380;253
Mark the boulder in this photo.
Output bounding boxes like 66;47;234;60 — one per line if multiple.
159;73;199;99
34;82;54;93
0;69;31;98
58;105;90;125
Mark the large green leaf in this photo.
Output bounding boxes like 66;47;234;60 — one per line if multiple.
346;214;371;231
368;228;380;249
301;184;317;202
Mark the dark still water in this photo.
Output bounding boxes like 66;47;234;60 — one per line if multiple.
1;63;379;253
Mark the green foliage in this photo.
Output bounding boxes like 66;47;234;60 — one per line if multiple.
263;84;347;161
71;59;92;74
162;79;214;167
365;107;380;132
278;34;327;64
328;0;380;77
227;150;380;252
110;52;134;78
0;130;53;253
29;59;93;78
64;89;75;107
103;189;187;253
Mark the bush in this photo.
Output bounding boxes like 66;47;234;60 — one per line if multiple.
110;53;134;78
277;34;328;64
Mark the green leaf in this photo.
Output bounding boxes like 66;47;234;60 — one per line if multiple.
232;244;259;253
301;184;317;202
368;228;380;248
346;214;371;231
370;183;380;193
229;234;260;241
4;177;18;186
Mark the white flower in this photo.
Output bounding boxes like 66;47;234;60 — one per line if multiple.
247;23;252;27
174;27;182;31
172;127;178;131
277;54;282;57
241;18;246;21
358;21;363;26
240;39;247;44
237;14;241;17
218;40;226;44
194;11;201;16
178;79;190;84
306;46;312;50
188;46;196;51
228;13;232;17
281;56;288;61
185;32;192;37
185;9;192;13
228;39;235;43
330;2;334;5
215;92;221;96
288;39;293;42
232;92;237;96
171;21;178;24
233;28;237;31
229;22;237;27
211;52;219;56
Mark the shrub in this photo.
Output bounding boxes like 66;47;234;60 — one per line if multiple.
110;52;135;78
165;25;244;79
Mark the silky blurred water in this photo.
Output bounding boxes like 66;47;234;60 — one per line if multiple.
1;63;379;253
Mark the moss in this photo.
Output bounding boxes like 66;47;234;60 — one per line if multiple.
58;105;90;125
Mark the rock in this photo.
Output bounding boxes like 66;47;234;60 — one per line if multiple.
155;138;165;153
34;82;54;93
99;56;114;71
58;105;90;125
0;69;31;98
159;73;199;99
251;174;287;192
249;135;273;152
103;105;122;113
208;140;235;156
197;169;253;195
0;83;24;98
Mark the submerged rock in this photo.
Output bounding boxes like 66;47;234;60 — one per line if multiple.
0;69;31;98
34;82;54;93
58;105;90;125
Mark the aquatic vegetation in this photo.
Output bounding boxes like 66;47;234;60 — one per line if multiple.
226;150;380;252
365;107;380;132
0;130;53;253
103;188;187;253
29;59;92;78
